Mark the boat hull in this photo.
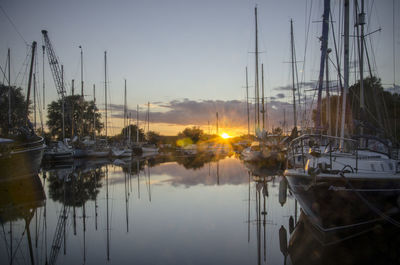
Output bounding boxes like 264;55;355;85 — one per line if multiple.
285;170;400;232
0;139;45;179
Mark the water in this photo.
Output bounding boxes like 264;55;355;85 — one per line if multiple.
0;154;297;265
2;154;399;264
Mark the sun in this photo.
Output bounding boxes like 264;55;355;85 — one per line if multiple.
221;132;231;139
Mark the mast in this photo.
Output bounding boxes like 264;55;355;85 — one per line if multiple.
340;0;350;148
261;63;265;130
246;67;250;136
283;109;286;134
42;45;45;109
33;73;36;130
93;84;96;141
61;65;65;139
128;112;131;145
315;0;331;130
104;51;108;138
147;102;150;133
124;79;127;132
326;49;332;135
216;112;219;135
136;105;139;143
7;48;11;130
290;19;297;129
358;0;366;138
255;6;260;129
80;46;84;98
25;41;37;126
71;79;74;139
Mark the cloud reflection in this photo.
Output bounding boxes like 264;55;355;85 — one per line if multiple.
149;157;249;187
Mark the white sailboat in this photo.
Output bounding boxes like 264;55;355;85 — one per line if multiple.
111;79;132;158
284;0;400;234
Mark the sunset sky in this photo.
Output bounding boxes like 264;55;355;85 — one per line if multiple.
1;0;398;136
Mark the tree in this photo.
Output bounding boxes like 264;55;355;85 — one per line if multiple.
178;126;204;143
146;131;161;144
0;84;28;135
119;124;145;142
47;95;103;140
312;77;400;143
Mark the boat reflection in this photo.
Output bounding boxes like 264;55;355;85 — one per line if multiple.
245;164;280;265
286;211;400;265
0;174;46;265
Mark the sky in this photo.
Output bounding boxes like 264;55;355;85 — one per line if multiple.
1;0;399;136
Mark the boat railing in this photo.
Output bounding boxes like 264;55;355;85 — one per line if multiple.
351;134;394;159
288;134;359;171
12;136;45;151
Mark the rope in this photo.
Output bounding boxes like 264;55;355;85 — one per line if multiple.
0;4;28;45
1;222;11;262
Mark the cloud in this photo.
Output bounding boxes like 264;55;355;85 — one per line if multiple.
273;81;317;91
107;97;310;132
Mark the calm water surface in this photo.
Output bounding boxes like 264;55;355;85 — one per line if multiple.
1;154;398;265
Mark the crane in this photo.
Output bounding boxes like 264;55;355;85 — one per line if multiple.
42;30;66;139
41;30;65;97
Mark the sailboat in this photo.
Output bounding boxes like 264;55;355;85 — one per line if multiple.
284;0;400;234
87;51;111;158
137;103;159;156
111;79;132;158
241;7;286;167
0;42;45;178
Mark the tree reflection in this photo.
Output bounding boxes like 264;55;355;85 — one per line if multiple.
47;166;104;206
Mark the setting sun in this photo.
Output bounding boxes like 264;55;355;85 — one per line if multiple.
221;132;232;139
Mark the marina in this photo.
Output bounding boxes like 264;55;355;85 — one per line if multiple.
1;0;400;264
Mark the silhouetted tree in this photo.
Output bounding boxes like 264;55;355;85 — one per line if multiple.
119;124;145;142
47;95;103;140
178;126;204;143
0;84;29;135
312;77;400;142
146;131;161;144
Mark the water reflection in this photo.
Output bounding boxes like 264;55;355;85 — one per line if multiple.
245;160;293;265
287;211;400;265
6;154;398;264
0;174;46;265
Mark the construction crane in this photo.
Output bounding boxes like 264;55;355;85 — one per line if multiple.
42;29;67;139
41;30;65;97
